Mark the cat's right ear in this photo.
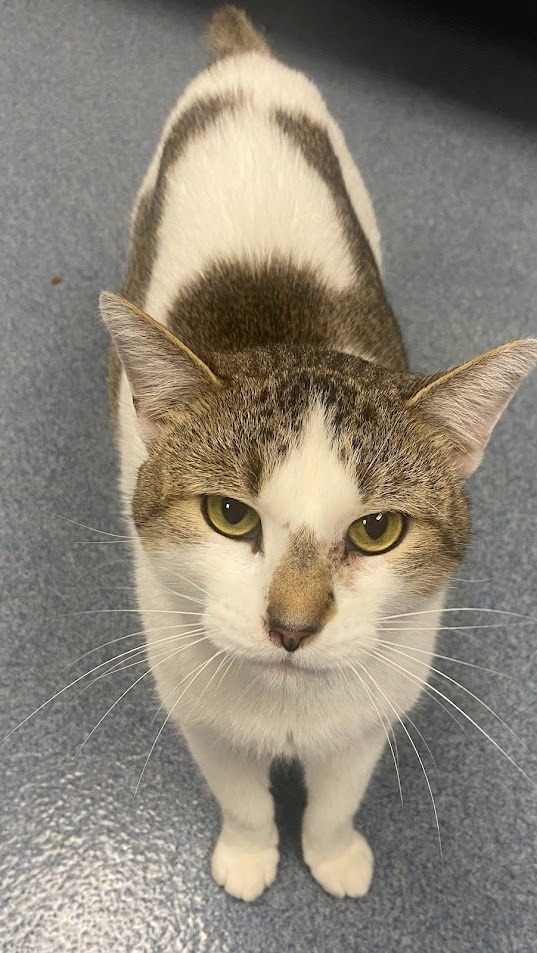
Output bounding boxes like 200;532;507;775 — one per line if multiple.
100;291;224;445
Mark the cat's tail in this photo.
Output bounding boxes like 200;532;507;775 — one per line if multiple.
208;6;271;60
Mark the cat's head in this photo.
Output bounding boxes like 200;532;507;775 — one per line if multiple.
101;292;537;674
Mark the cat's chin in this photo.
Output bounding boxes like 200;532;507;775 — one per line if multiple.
249;654;332;677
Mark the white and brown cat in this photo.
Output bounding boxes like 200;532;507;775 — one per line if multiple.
100;6;537;901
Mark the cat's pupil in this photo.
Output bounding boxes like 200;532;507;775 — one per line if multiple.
363;513;387;540
222;498;248;525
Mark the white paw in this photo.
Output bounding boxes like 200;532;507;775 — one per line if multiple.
305;831;374;898
211;837;279;902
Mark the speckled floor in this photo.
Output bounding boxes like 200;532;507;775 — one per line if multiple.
1;2;536;950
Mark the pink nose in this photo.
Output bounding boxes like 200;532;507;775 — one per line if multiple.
269;626;318;653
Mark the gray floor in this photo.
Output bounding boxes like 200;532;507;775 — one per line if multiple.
1;1;537;951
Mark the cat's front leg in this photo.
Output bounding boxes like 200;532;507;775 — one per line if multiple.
183;725;278;902
301;733;386;898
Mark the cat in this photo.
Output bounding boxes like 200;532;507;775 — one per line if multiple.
100;6;537;901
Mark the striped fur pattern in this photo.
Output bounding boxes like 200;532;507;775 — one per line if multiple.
100;7;537;902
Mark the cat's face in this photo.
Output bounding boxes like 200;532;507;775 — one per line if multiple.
132;349;468;674
101;292;536;678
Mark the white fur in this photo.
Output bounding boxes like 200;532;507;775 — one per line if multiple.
145;110;356;323
123;403;443;899
257;406;360;576
115;44;442;901
135;51;382;328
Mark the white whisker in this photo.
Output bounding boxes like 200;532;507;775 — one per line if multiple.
55;514;131;539
184;651;231;720
0;629;204;744
69;609;202;617
349;660;443;861
134;648;227;797
378;622;532;631
377;644;525;747
215;655;237;694
154;581;205;606
449;577;491;584
379;607;534;623
61;622;203;671
71;629;206;698
168;568;212;599
377;640;509;678
339;663;403;805
71;540;132;545
73;635;213;757
372;650;535;788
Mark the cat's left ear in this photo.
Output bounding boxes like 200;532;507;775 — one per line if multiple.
406;338;537;478
100;291;224;444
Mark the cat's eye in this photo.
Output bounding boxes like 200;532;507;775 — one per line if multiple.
203;495;261;540
347;512;406;555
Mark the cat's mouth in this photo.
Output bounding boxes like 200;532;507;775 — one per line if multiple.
252;654;330;676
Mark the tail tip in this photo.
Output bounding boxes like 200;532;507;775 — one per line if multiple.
208;5;270;60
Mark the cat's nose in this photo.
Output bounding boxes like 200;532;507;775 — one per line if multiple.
268;624;319;653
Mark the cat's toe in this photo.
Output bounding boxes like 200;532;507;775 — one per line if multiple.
305;831;374;898
211;838;279;902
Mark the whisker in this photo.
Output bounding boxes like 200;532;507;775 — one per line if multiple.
60;585;139;593
72;651;154;701
134;649;227;797
55;514;131;539
354;661;439;774
184;651;231;720
449;577;491;584
148;626;221;724
376;640;509;678
70;540;132;545
69;609;202;617
379;607;534;623
60;622;203;672
377;644;525;748
378;623;532;632
372;650;535;788
71;629;206;698
1;629;205;744
215;655;237;694
349;661;443;861
153;581;205;607
377;684;438;775
73;635;213;757
167;568;212;599
339;663;403;805
67;555;132;582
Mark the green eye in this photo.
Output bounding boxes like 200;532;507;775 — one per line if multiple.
347;512;406;555
203;495;261;540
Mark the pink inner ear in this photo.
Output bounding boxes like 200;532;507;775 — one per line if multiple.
132;395;164;447
424;354;535;478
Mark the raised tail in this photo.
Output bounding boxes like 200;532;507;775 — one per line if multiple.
208;6;271;59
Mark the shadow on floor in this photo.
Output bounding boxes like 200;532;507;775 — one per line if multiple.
166;0;537;128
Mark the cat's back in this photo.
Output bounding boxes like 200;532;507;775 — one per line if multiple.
122;6;405;370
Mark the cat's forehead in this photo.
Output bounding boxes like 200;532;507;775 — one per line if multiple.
257;405;361;536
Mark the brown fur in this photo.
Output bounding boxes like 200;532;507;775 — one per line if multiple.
103;9;535;613
166;108;406;372
108;94;243;426
274;111;406;371
126;332;469;597
267;529;336;632
208;5;271;59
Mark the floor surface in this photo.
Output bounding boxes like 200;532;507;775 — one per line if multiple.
1;1;537;950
